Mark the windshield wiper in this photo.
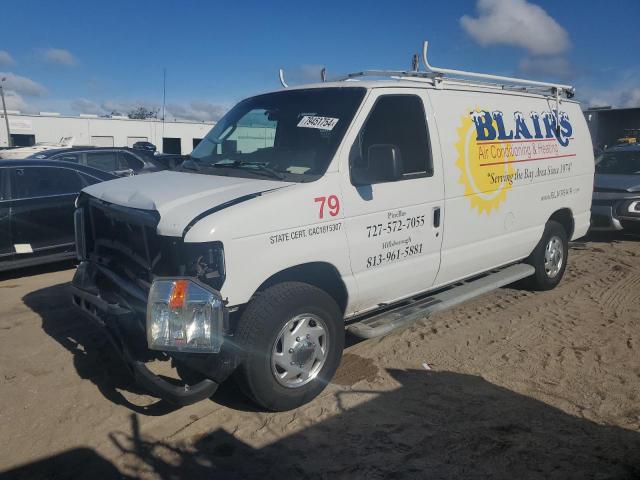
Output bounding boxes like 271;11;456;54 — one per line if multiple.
212;160;285;181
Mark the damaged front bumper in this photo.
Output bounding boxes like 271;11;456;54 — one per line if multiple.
70;261;238;406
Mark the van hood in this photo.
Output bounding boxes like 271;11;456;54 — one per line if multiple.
82;170;292;236
595;173;640;193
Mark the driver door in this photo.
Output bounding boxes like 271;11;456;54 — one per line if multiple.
340;90;445;313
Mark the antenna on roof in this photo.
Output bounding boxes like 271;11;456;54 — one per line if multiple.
279;68;289;88
411;54;419;72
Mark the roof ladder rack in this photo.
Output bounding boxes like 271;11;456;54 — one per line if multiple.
278;40;575;112
421;41;574;98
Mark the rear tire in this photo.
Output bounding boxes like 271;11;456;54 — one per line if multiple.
235;282;344;411
524;220;568;291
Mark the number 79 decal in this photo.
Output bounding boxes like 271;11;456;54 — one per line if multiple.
315;195;340;219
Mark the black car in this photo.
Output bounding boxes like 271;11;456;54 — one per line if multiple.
591;144;640;232
27;146;176;177
132;141;157;153
0;159;116;271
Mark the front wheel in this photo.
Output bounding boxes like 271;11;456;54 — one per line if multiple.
524;220;568;291
235;282;344;411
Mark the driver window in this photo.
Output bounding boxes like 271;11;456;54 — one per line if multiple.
356;95;433;180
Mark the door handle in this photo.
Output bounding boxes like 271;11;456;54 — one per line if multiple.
433;207;441;228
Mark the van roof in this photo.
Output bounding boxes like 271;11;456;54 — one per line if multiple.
272;78;580;103
273;41;577;103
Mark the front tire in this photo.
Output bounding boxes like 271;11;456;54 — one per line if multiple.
524;220;568;291
235;282;344;411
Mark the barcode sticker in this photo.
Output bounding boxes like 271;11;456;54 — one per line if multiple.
297;116;339;131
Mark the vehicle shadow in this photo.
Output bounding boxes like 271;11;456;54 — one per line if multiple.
583;230;640;243
0;448;129;480
24;282;256;415
0;259;76;282
4;368;639;479
23;282;179;416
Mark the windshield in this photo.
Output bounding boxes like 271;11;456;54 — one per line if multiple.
595;150;640;175
189;87;366;182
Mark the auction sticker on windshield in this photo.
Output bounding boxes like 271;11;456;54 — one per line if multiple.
297;115;339;130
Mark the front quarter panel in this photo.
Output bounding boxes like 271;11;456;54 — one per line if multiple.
183;173;355;308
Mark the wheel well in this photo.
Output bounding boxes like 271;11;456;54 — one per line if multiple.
549;208;574;239
256;262;349;314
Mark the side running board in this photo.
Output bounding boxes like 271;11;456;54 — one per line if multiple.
346;263;535;339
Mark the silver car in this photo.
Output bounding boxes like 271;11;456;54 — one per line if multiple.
591;144;640;231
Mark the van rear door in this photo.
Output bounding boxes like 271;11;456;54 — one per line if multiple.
339;89;444;312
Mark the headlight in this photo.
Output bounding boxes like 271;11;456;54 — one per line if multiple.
147;279;224;353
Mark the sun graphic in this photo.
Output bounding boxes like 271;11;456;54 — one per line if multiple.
454;109;516;214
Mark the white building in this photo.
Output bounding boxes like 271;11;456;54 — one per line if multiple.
0;111;215;154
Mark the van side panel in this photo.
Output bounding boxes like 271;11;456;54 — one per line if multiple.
427;90;593;287
184;173;358;310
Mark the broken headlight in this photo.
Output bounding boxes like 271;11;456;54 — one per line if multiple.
182;241;226;290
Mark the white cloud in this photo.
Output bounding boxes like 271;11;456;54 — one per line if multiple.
624;89;640;108
68;98;225;121
38;48;77;66
577;69;640;108
2;91;31;112
0;72;47;96
70;98;103;115
519;56;574;80
0;51;14;66
460;0;570;55
165;101;227;122
582;88;640;109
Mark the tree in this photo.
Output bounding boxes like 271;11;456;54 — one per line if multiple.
128;106;159;120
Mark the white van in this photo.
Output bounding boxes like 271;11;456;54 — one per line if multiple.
71;43;594;410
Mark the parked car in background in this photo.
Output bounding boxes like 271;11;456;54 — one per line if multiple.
132;141;157;153
591;143;640;231
27;147;172;177
0;136;75;160
0;159;115;271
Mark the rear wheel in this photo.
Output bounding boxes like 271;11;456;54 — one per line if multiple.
524;220;568;291
235;282;344;411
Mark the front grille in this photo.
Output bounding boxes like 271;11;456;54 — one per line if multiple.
79;194;225;297
84;198;162;289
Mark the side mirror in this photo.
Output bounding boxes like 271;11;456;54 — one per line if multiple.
351;144;403;186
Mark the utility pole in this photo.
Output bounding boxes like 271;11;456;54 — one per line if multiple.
162;68;166;122
162;68;166;143
0;77;11;148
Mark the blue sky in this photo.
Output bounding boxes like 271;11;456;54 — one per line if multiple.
1;0;639;120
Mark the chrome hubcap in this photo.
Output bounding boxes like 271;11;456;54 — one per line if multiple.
544;235;564;279
271;313;329;388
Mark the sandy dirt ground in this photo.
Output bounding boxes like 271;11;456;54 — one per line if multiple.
1;232;639;479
